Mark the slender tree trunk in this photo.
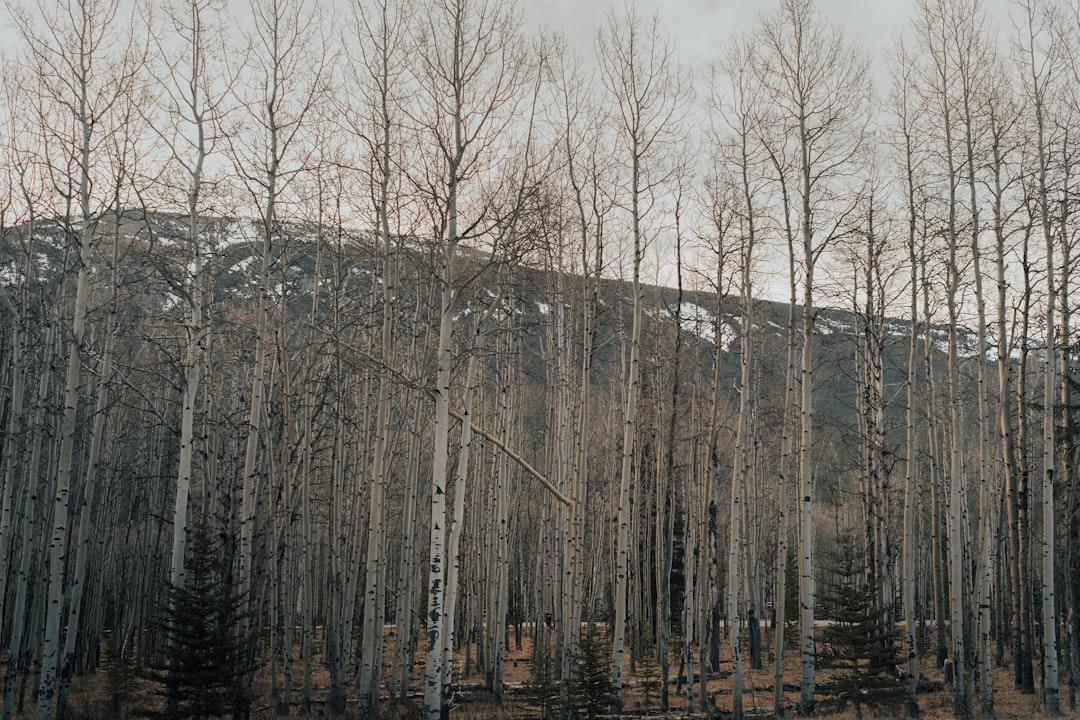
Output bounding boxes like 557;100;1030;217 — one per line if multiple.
797;128;817;718
1036;92;1061;720
728;213;756;720
959;71;995;714
440;354;478;712
901;96;921;719
611;151;643;714
992;115;1028;693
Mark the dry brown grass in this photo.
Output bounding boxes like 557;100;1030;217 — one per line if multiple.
10;626;1080;719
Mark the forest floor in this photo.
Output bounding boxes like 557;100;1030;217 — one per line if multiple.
10;625;1080;720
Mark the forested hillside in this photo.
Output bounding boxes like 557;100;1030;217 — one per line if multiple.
0;0;1077;719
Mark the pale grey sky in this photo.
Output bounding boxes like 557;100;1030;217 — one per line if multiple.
518;0;1016;75
0;0;1019;78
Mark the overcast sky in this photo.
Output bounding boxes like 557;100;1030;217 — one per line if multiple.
521;0;889;66
518;0;1018;78
0;0;1020;81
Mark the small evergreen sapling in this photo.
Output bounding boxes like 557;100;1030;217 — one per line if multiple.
636;643;662;708
105;645;136;715
153;519;253;720
524;633;560;720
571;622;613;719
816;534;905;720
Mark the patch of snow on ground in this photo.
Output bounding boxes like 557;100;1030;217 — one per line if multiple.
816;316;853;336
536;301;549;315
229;256;257;275
719;322;737;352
677;302;716;343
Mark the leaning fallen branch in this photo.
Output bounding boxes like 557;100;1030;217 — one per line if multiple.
309;322;572;508
443;403;572;507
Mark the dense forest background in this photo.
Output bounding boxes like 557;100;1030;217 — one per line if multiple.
0;0;1078;718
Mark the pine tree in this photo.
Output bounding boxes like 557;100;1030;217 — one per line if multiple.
525;633;561;720
153;519;253;720
816;534;906;720
570;622;614;720
636;643;662;709
104;645;136;715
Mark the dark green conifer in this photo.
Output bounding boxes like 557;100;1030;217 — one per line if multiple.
153;519;253;720
817;534;906;720
524;632;560;720
571;622;613;719
636;643;662;708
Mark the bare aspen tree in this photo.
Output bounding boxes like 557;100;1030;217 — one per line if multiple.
144;6;231;713
1056;132;1076;714
547;36;611;697
57;166;131;718
1016;0;1063;711
460;65;544;706
0;87;20;644
5;326;58;720
0;63;55;720
149;0;230;596
228;0;325;665
441;307;504;711
947;7;998;708
441;352;483;701
392;316;427;700
341;0;410;709
712;33;767;716
294;146;340;715
656;169;692;713
698;159;739;713
755;1;870;711
487;321;514;699
755;66;803;719
408;2;526;716
910;0;985;711
983;63;1031;692
595;8;688;710
322;190;362;714
891;38;927;718
1059;11;1080;703
0;66;44;662
727;165;758;720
